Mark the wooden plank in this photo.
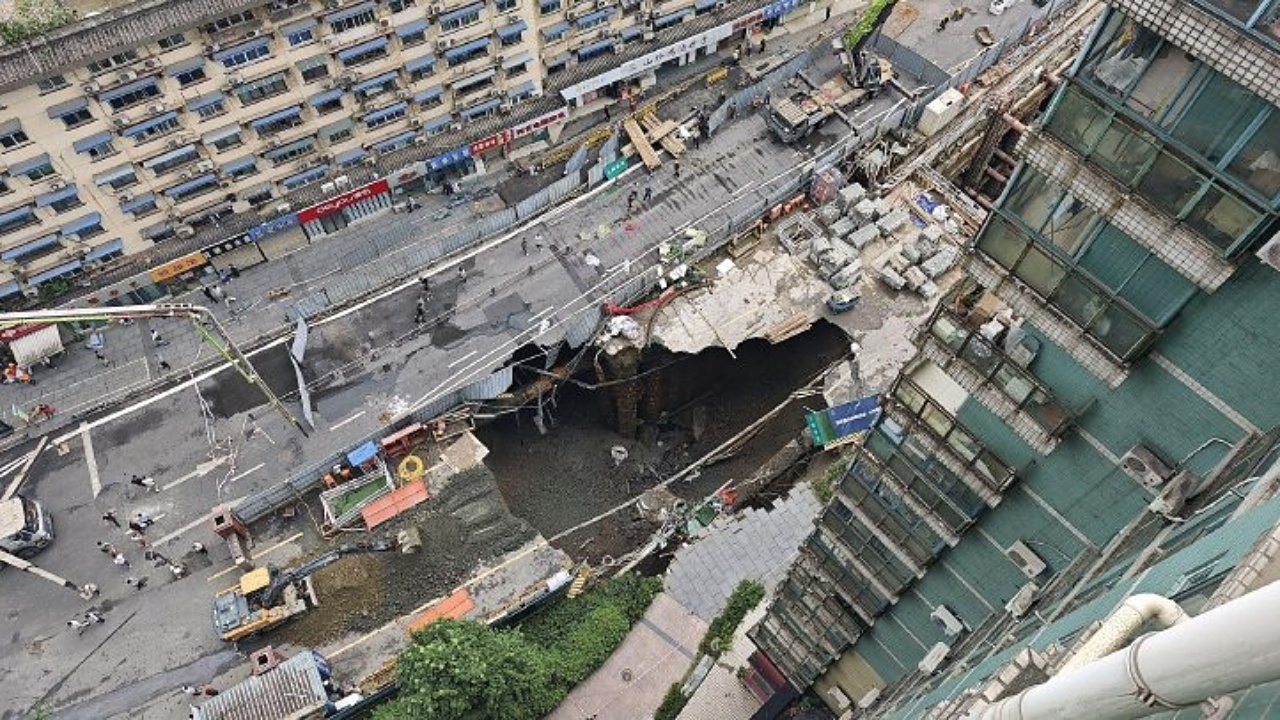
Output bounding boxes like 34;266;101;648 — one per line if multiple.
623;117;661;170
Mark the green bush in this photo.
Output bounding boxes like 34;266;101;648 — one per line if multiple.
377;574;662;719
654;682;690;720
699;580;766;658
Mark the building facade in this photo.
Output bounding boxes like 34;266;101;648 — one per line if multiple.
0;0;827;302
750;0;1280;713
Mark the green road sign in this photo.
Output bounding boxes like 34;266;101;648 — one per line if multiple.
605;157;630;179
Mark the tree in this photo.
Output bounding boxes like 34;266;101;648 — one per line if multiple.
373;620;558;720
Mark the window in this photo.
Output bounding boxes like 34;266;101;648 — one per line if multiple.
388;0;416;11
495;0;517;11
298;56;331;83
157;33;188;51
57;107;93;129
439;3;483;32
21;161;55;181
87;51;139;75
36;75;69;93
217;41;272;69
328;4;377;33
103;82;161;111
205;11;255;33
174;65;208;87
539;0;560;14
286;24;315;46
234;72;290;105
1;124;31;148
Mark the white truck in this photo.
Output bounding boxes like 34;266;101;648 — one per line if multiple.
0;494;54;558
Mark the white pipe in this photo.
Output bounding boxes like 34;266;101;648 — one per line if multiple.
1057;594;1189;675
975;580;1280;719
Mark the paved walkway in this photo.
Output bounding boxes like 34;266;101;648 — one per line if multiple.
665;482;823;621
549;592;707;720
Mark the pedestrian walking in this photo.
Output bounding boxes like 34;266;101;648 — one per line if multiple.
157;355;171;372
674;161;681;180
102;510;121;528
643;186;653;203
113;552;130;569
96;540;116;555
150;329;168;347
85;611;106;625
457;266;467;284
191;541;208;555
126;576;148;590
130;474;160;493
521;237;529;256
68;619;91;634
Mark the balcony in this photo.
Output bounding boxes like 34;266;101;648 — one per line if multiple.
912;279;1080;454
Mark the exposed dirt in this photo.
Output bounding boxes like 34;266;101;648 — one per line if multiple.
482;322;850;561
265;466;536;647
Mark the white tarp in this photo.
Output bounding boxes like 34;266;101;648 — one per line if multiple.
3;325;63;367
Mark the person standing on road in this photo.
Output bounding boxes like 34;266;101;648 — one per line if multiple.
102;510;121;528
130;474;160;493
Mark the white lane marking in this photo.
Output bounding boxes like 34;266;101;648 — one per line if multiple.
152;495;248;547
225;462;265;485
328;410;366;431
447;350;477;369
82;424;101;498
161;456;230;492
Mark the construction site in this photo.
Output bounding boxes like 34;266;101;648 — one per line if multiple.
0;0;1128;716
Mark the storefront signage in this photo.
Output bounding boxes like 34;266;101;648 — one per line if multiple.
427;146;471;172
297;179;391;224
247;214;300;243
149;252;207;283
469;106;571;156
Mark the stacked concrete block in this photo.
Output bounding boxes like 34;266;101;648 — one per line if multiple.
847;224;880;251
877;208;911;237
838;182;867;211
852;199;878;225
921;246;960;278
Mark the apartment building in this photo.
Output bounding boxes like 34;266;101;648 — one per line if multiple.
749;0;1280;714
0;0;823;303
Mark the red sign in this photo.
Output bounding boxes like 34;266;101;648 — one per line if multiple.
297;179;391;224
0;323;51;343
469;106;572;156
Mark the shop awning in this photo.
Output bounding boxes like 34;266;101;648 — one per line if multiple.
337;37;389;60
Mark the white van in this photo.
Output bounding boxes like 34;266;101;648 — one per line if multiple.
0;495;54;558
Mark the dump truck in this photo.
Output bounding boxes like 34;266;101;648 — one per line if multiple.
213;541;393;642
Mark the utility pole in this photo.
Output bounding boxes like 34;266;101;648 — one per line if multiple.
0;303;308;437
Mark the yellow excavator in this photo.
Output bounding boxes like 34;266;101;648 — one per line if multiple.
212;541;393;642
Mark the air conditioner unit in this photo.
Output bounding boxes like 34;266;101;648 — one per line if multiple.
379;18;392;27
176;225;196;238
48;179;66;191
930;605;965;636
196;160;214;172
112;117;130;128
142;58;162;70
1256;232;1280;272
149;103;166;115
1005;582;1039;619
918;643;951;674
1005;540;1047;578
397;89;413;99
118;69;137;83
1120;445;1173;490
83;81;101;93
413;135;428;145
